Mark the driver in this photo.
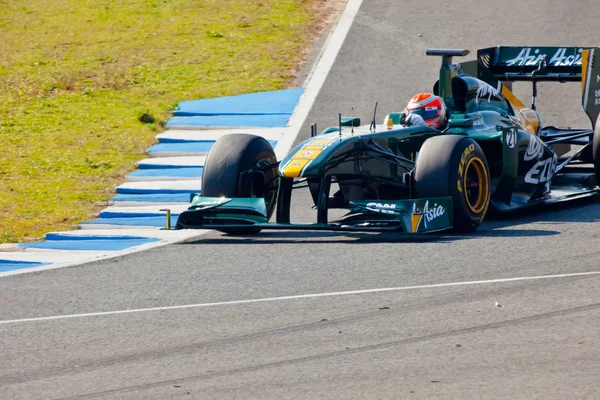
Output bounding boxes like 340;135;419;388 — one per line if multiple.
402;93;447;129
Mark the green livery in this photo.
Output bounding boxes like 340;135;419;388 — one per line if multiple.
175;47;600;235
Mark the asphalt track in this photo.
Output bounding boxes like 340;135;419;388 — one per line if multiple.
2;0;600;398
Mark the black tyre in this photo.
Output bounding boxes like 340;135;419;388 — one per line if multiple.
593;114;600;186
413;135;491;232
202;134;278;234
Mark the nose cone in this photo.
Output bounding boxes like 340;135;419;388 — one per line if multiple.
280;137;338;178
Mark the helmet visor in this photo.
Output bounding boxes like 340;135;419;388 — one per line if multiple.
407;106;440;121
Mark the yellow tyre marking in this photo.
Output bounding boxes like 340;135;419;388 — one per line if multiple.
463;157;489;214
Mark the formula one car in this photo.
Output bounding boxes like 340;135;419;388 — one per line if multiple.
175;46;600;234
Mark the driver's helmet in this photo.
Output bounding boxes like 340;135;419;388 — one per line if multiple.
405;93;447;129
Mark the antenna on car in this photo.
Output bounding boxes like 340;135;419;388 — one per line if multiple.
369;102;378;132
530;56;547;110
338;113;342;138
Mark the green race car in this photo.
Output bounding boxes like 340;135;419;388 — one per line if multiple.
175;46;600;234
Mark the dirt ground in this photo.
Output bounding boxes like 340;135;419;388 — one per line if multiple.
292;0;348;85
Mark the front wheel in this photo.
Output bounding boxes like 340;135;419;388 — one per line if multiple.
413;135;491;232
202;134;278;234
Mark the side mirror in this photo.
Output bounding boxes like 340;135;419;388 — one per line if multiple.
340;117;361;127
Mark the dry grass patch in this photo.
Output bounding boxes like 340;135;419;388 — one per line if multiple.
0;0;345;243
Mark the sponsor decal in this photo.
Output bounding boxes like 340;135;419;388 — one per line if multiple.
594;89;600;106
194;198;228;208
519;110;540;135
505;48;583;67
412;200;446;231
366;202;397;214
507;115;525;131
524;136;544;161
425;106;438;111
475;82;500;103
524;156;557;184
505;128;517;149
480;52;491;67
421;200;445;229
457;144;475;193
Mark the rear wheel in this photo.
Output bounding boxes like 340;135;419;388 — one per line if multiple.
413;135;490;232
202;134;278;234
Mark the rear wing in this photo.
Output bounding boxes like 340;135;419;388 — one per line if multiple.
477;46;587;82
476;46;600;127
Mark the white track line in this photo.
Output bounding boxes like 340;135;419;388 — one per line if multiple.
2;271;599;325
275;0;364;159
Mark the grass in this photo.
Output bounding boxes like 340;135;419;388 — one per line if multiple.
0;0;328;243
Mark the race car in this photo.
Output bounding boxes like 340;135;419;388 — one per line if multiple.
174;46;600;234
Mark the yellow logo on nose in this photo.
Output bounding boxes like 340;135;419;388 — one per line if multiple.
411;213;422;233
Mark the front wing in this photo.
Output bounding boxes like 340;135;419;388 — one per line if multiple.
174;195;453;234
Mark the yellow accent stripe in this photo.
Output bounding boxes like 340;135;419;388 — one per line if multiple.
520;109;540;136
411;214;422;233
581;49;590;94
304;145;326;150
281;138;336;178
293;149;322;160
501;85;526;109
311;139;334;145
282;159;310;178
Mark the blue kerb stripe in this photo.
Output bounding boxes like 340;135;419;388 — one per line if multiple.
146;141;277;155
82;216;178;227
158;138;216;144
137;163;204;170
45;233;155;241
147;142;215;155
0;260;48;265
112;193;194;203
126;167;203;179
19;238;160;251
173;88;304;116
116;187;197;194
0;260;51;273
99;211;179;219
165;115;291;128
